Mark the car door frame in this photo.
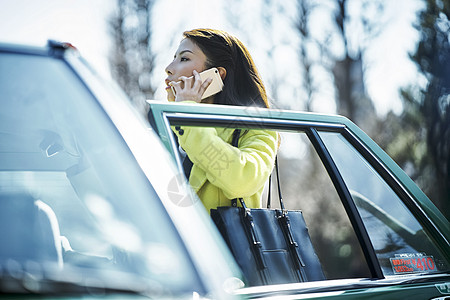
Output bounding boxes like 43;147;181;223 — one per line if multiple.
147;101;450;298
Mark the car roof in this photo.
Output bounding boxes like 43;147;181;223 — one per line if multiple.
0;40;77;57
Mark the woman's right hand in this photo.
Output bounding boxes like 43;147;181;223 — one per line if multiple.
170;70;212;103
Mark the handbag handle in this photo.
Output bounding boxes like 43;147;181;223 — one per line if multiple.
267;157;285;210
268;157;307;272
231;129;241;208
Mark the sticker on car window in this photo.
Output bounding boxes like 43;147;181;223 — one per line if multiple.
390;253;438;274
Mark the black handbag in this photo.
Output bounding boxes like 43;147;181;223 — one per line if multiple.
210;130;325;286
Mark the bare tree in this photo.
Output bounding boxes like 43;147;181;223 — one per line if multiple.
224;0;294;109
294;0;315;111
109;0;156;115
292;0;385;135
388;0;450;218
289;0;391;278
329;0;383;135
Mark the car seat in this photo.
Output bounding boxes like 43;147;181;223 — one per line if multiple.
0;192;63;273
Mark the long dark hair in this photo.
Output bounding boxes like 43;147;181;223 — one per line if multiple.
183;29;269;108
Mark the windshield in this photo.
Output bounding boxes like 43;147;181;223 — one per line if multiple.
0;51;202;295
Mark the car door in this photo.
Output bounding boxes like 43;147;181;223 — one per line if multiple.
147;102;450;299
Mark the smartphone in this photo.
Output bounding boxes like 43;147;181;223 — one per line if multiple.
171;67;224;100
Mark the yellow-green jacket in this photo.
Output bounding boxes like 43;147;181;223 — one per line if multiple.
173;126;278;213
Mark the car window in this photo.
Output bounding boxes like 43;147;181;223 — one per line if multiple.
273;131;371;280
318;131;449;276
165;120;372;282
0;52;202;294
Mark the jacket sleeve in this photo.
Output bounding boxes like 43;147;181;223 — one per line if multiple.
173;126;278;199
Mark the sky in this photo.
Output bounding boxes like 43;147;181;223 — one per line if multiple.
0;0;114;79
0;0;425;116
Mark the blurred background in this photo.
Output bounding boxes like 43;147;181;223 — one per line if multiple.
0;0;448;221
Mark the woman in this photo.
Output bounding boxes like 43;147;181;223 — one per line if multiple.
165;28;278;212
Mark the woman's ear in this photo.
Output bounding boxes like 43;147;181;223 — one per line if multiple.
217;67;227;80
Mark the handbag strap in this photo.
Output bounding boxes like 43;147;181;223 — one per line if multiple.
239;196;269;279
267;157;285;210
232;136;304;281
269;157;307;277
231;129;241;208
231;128;241;148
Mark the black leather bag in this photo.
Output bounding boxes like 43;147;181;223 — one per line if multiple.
211;131;325;285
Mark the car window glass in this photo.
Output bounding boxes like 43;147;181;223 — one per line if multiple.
318;131;449;276
274;131;371;280
0;53;201;294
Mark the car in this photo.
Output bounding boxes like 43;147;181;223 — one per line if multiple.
147;101;450;299
1;40;448;300
0;41;243;299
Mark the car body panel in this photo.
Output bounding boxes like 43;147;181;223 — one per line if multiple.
234;275;450;299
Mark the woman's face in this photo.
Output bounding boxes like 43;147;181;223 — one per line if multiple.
165;38;208;100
